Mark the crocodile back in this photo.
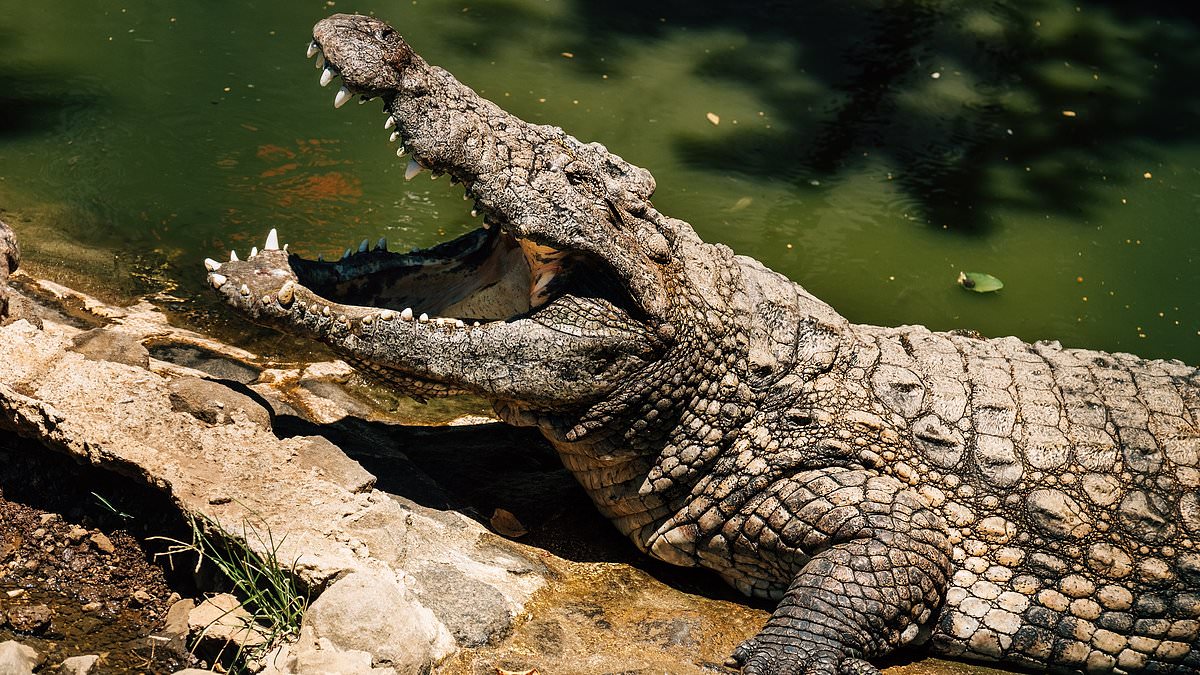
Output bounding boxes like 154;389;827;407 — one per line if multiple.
856;324;1200;671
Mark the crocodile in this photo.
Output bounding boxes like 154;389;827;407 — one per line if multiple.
204;14;1200;674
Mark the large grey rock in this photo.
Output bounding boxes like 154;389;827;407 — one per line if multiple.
304;571;451;674
0;641;40;675
293;435;376;493
168;376;271;428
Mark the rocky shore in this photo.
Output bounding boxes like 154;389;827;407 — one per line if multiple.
0;220;1006;674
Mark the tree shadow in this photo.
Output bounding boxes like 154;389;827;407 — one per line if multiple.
561;0;1200;233
0;28;100;139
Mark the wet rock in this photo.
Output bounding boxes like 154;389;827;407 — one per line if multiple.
293;436;376;494
304;571;453;674
57;654;100;675
5;604;52;634
68;329;149;369
0;640;40;675
168;377;271;428
88;532;115;554
187;594;267;650
128;589;153;608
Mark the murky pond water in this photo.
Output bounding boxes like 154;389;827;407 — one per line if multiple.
0;1;1197;363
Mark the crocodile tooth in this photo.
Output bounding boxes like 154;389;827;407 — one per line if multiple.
307;41;319;58
261;294;272;305
230;250;239;262
204;258;221;272
385;116;396;130
321;306;331;317
418;312;429;323
395;146;406;158
473;321;480;327
400;307;414;321
342;248;351;260
379;309;395;321
362;314;374;325
389;131;400;142
239;284;251;297
334;87;352;108
320;66;336;86
264;228;279;250
404;159;423;180
315;52;325;69
277;281;295;306
250;246;259;258
317;254;324;262
376;237;387;251
358;97;368;105
470;209;478;218
209;273;227;288
455;319;465;328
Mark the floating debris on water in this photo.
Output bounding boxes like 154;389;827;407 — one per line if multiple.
957;271;1004;293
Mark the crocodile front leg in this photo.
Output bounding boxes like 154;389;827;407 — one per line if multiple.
719;471;952;674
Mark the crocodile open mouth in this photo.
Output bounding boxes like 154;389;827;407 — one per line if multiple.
204;41;637;332
202;25;655;402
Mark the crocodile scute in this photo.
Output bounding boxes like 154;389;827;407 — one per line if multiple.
206;14;1200;674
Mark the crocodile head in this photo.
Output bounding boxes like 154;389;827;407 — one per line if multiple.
204;14;708;414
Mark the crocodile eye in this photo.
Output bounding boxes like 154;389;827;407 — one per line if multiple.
376;27;395;40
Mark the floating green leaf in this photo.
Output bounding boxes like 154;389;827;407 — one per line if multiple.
957;271;1004;293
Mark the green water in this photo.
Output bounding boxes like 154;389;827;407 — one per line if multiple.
0;1;1197;363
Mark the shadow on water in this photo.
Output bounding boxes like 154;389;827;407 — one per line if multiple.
553;0;1200;233
0;28;99;139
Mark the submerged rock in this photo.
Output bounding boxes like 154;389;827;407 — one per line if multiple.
4;604;52;635
56;654;100;675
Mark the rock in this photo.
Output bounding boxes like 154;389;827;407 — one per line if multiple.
66;527;88;544
0;219;18;322
88;532;115;554
304;571;453;674
57;654;100;675
154;598;195;655
128;589;153;608
68;329;149;369
292;436;376;494
168;377;272;429
0;640;40;675
259;626;398;675
170;670;220;675
80;602;101;613
188;593;268;649
5;604;52;634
